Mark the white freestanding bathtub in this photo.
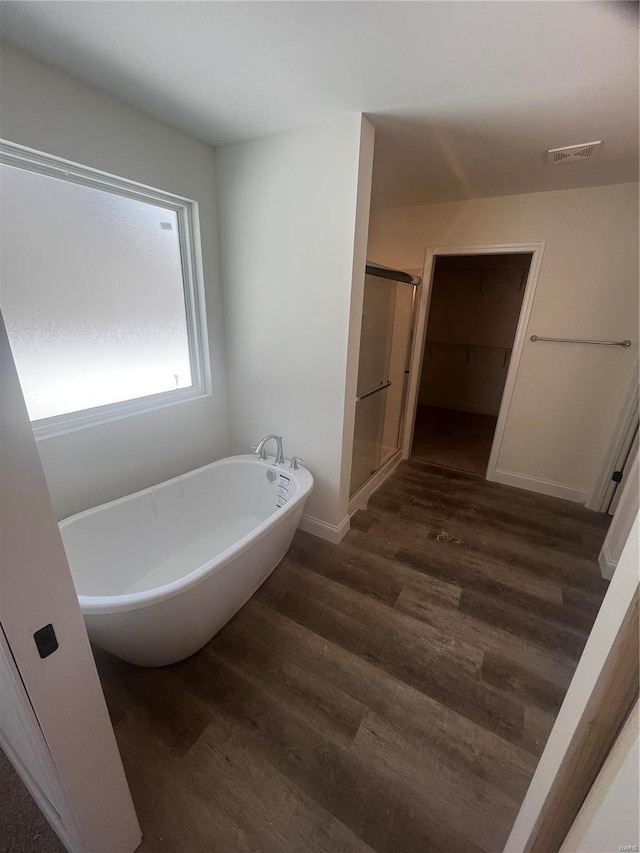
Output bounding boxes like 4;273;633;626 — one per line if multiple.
59;454;313;666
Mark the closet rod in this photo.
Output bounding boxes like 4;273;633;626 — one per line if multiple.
530;335;631;348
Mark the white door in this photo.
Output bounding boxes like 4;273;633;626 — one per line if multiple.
608;423;639;516
1;625;72;843
0;313;141;853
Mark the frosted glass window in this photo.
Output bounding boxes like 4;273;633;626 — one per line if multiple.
0;151;205;431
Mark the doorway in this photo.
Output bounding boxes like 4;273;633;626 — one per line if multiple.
404;244;544;479
411;253;531;474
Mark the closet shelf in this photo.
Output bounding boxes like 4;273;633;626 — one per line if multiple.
436;270;527;293
427;341;512;351
425;341;512;371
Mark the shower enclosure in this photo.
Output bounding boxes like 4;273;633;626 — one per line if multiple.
350;263;420;497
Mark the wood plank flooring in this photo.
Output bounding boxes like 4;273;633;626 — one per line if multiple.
0;748;66;853
94;460;610;853
411;406;498;474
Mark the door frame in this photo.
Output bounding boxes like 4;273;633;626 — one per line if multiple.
586;370;639;511
504;511;639;851
0;314;141;853
401;242;545;482
0;625;85;853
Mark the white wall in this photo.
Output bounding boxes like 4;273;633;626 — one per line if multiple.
560;701;639;853
369;183;639;501
0;42;229;519
215;116;374;531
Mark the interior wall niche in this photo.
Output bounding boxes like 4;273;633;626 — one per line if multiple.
420;253;531;416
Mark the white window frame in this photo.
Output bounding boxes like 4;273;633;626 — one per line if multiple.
0;140;211;439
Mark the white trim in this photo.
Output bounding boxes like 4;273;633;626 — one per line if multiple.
402;243;545;479
493;468;587;503
505;513;639;852
598;542;617;581
0;628;81;853
586;373;639;511
348;450;402;515
598;442;639;580
0;315;142;853
559;701;639;853
401;249;434;459
0;138;191;208
0;139;210;440
31;386;210;440
299;513;351;544
337;117;376;524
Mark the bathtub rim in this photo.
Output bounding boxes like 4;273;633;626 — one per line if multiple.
59;454;312;615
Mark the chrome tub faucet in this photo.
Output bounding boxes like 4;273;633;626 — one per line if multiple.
252;434;285;465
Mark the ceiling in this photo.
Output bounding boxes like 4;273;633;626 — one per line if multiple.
0;1;637;209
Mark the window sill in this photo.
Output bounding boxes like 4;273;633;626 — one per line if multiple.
32;386;210;441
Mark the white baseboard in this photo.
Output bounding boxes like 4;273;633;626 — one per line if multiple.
598;542;617;580
492;469;587;504
348;450;402;516
298;513;350;544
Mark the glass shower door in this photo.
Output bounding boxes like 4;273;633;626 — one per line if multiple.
350;269;417;496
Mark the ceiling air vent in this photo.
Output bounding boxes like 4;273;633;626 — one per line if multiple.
547;141;602;164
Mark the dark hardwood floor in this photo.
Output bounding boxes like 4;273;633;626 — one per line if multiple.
0;749;66;853
94;460;610;853
411;405;498;475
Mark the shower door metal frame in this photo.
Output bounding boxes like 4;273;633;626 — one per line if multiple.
402;242;545;484
349;267;420;506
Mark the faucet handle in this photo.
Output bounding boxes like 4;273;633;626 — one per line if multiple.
289;456;304;470
250;442;267;460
